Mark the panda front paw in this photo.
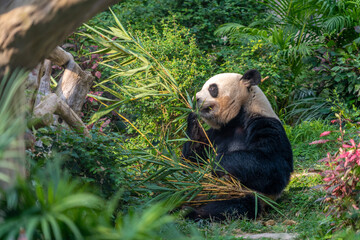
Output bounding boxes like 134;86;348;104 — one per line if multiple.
186;112;201;139
187;112;198;124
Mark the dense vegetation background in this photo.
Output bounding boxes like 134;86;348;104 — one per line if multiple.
1;0;360;239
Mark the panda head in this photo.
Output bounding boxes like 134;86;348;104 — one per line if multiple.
195;69;278;129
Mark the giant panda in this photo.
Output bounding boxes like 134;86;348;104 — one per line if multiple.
182;69;293;220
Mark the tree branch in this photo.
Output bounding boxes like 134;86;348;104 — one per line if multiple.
0;0;120;77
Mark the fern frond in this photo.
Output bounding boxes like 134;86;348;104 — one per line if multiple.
214;23;245;36
324;15;351;32
215;23;269;40
317;0;338;15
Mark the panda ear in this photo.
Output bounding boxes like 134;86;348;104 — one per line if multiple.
241;69;261;87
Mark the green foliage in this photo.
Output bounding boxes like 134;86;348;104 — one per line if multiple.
104;0;267;50
84;13;216;139
314;48;360;105
0;160;104;240
285;120;338;169
89;196;192;240
0;69;28;184
285;95;333;124
216;0;360;76
318;0;360;48
20;2;360;238
81;13;280;213
138;20;214;95
0;69;27;155
32;127;126;198
314;108;360;229
0;160;198;240
215;0;321;75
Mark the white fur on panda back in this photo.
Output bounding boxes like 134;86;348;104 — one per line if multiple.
246;86;279;121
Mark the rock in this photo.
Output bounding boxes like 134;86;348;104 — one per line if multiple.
235;233;298;239
282;220;297;226
263;220;276;226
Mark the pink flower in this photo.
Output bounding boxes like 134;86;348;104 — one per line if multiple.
91;63;99;69
91;54;100;59
356;149;360;157
100;119;111;132
339;152;350;158
86;91;103;103
323;177;333;182
309;139;330;145
349;154;357;162
320;131;332;137
94;91;103;96
95;71;101;79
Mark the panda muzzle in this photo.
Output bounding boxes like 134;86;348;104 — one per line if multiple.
197;102;216;115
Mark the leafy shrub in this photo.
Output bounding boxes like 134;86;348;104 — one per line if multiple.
311;110;360;229
0;160;198;240
32;128;127;198
108;0;266;50
215;0;322;76
134;19;215;98
314;48;360;105
216;0;360;72
84;17;216;139
0;160;105;240
321;137;360;228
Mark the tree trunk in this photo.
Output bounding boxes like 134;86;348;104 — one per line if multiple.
0;0;120;78
0;0;120;189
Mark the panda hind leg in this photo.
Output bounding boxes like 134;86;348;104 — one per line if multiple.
186;195;261;221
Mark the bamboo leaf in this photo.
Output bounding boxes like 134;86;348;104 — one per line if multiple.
89;102;123;124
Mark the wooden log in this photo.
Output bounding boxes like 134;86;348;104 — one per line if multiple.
47;46;73;66
56;57;94;115
25;63;42;112
34;59;52;107
33;93;91;137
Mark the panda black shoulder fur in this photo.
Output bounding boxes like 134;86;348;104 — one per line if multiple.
182;69;293;220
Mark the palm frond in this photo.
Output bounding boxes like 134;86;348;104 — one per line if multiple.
285;96;332;124
324;15;351;32
215;23;269;40
317;0;338;14
0;159;105;240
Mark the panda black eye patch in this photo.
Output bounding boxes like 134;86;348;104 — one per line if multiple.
208;84;218;98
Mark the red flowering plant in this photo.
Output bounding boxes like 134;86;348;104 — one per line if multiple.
84;91;113;132
312;112;360;228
